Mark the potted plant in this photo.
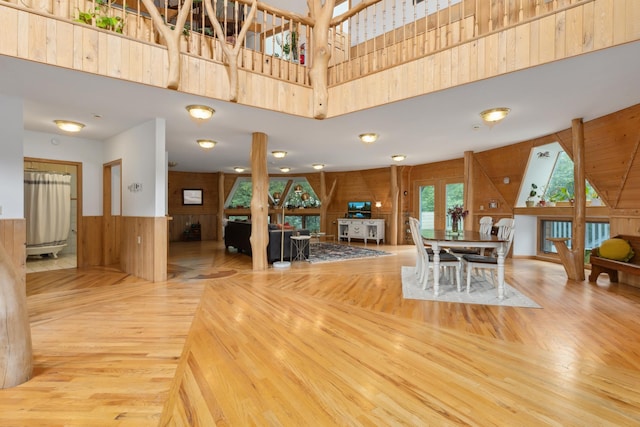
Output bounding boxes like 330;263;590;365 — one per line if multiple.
526;183;539;207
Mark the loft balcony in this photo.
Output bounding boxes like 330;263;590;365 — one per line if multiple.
0;0;638;117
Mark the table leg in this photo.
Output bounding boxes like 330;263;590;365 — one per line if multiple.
431;244;441;295
496;243;505;299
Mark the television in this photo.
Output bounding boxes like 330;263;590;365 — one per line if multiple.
347;201;372;218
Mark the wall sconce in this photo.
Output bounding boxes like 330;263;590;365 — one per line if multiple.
186;105;215;120
197;139;216;149
54;120;85;132
294;184;303;194
391;154;406;162
375;201;382;208
312;163;325;170
503;176;510;184
480;107;510;125
272;192;282;203
280;167;291;173
272;151;287;158
359;133;378;144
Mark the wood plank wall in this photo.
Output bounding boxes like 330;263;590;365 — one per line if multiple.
0;219;26;284
120;216;167;282
79;216;103;268
168;171;219;242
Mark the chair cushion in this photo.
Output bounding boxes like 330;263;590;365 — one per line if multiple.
462;254;498;264
598;238;634;262
449;248;479;255
429;252;460;262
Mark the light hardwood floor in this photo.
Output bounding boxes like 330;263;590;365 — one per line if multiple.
2;241;640;426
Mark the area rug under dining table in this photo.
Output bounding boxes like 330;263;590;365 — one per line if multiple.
401;266;541;308
308;242;393;264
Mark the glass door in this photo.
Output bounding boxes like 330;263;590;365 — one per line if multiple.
445;182;464;231
418;185;435;234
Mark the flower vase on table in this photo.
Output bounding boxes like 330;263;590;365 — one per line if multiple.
447;204;468;235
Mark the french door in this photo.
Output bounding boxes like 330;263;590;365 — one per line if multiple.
417;180;464;231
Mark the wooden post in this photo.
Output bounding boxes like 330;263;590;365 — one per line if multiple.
390;164;399;245
218;172;225;241
463;151;474;231
0;243;32;388
550;118;586;281
308;0;336;119
319;171;337;234
250;132;268;270
571;118;586;280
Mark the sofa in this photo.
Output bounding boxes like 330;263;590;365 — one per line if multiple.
224;221;310;263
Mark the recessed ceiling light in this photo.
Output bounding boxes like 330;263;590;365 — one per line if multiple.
359;133;378;144
186;105;215;120
234;167;245;173
312;164;324;170
272;151;287;158
54;120;85;132
280;167;291;173
197;139;216;149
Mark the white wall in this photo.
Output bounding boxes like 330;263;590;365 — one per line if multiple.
513;215;537;257
0;95;25;219
104;119;166;217
23;130;104;216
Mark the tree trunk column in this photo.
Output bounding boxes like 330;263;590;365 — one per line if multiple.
0;242;32;388
250;132;269;270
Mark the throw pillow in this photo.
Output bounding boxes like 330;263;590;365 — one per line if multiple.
598;238;634;262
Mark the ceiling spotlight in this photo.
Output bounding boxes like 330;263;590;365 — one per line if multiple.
280;167;291;173
197;139;216;149
234;167;245;173
312;164;325;170
54;120;85;132
391;154;406;162
272;150;287;159
359;133;378;144
186;105;215;120
480;107;510;125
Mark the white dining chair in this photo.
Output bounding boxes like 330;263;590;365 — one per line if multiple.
408;217;461;291
479;216;493;235
462;220;515;294
449;216;494;258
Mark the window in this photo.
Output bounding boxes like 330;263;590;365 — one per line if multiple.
519;142;600;206
539;219;610;263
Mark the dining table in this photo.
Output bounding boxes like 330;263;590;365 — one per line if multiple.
421;229;509;299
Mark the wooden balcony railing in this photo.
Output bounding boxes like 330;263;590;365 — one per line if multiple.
2;0;591;88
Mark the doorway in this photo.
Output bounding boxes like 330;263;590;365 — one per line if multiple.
24;158;82;273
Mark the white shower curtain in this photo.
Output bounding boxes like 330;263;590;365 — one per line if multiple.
24;171;71;249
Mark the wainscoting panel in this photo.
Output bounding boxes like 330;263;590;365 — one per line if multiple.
0;218;26;282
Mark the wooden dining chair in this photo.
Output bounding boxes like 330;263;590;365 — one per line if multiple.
462;220;515;294
408;217;461;291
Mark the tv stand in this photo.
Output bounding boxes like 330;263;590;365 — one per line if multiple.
338;219;385;244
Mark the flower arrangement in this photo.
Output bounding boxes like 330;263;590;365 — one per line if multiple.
447;205;468;223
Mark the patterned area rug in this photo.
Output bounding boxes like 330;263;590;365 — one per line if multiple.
401;266;541;308
308;243;393;264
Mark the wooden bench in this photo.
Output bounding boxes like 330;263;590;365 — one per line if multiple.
589;234;640;282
